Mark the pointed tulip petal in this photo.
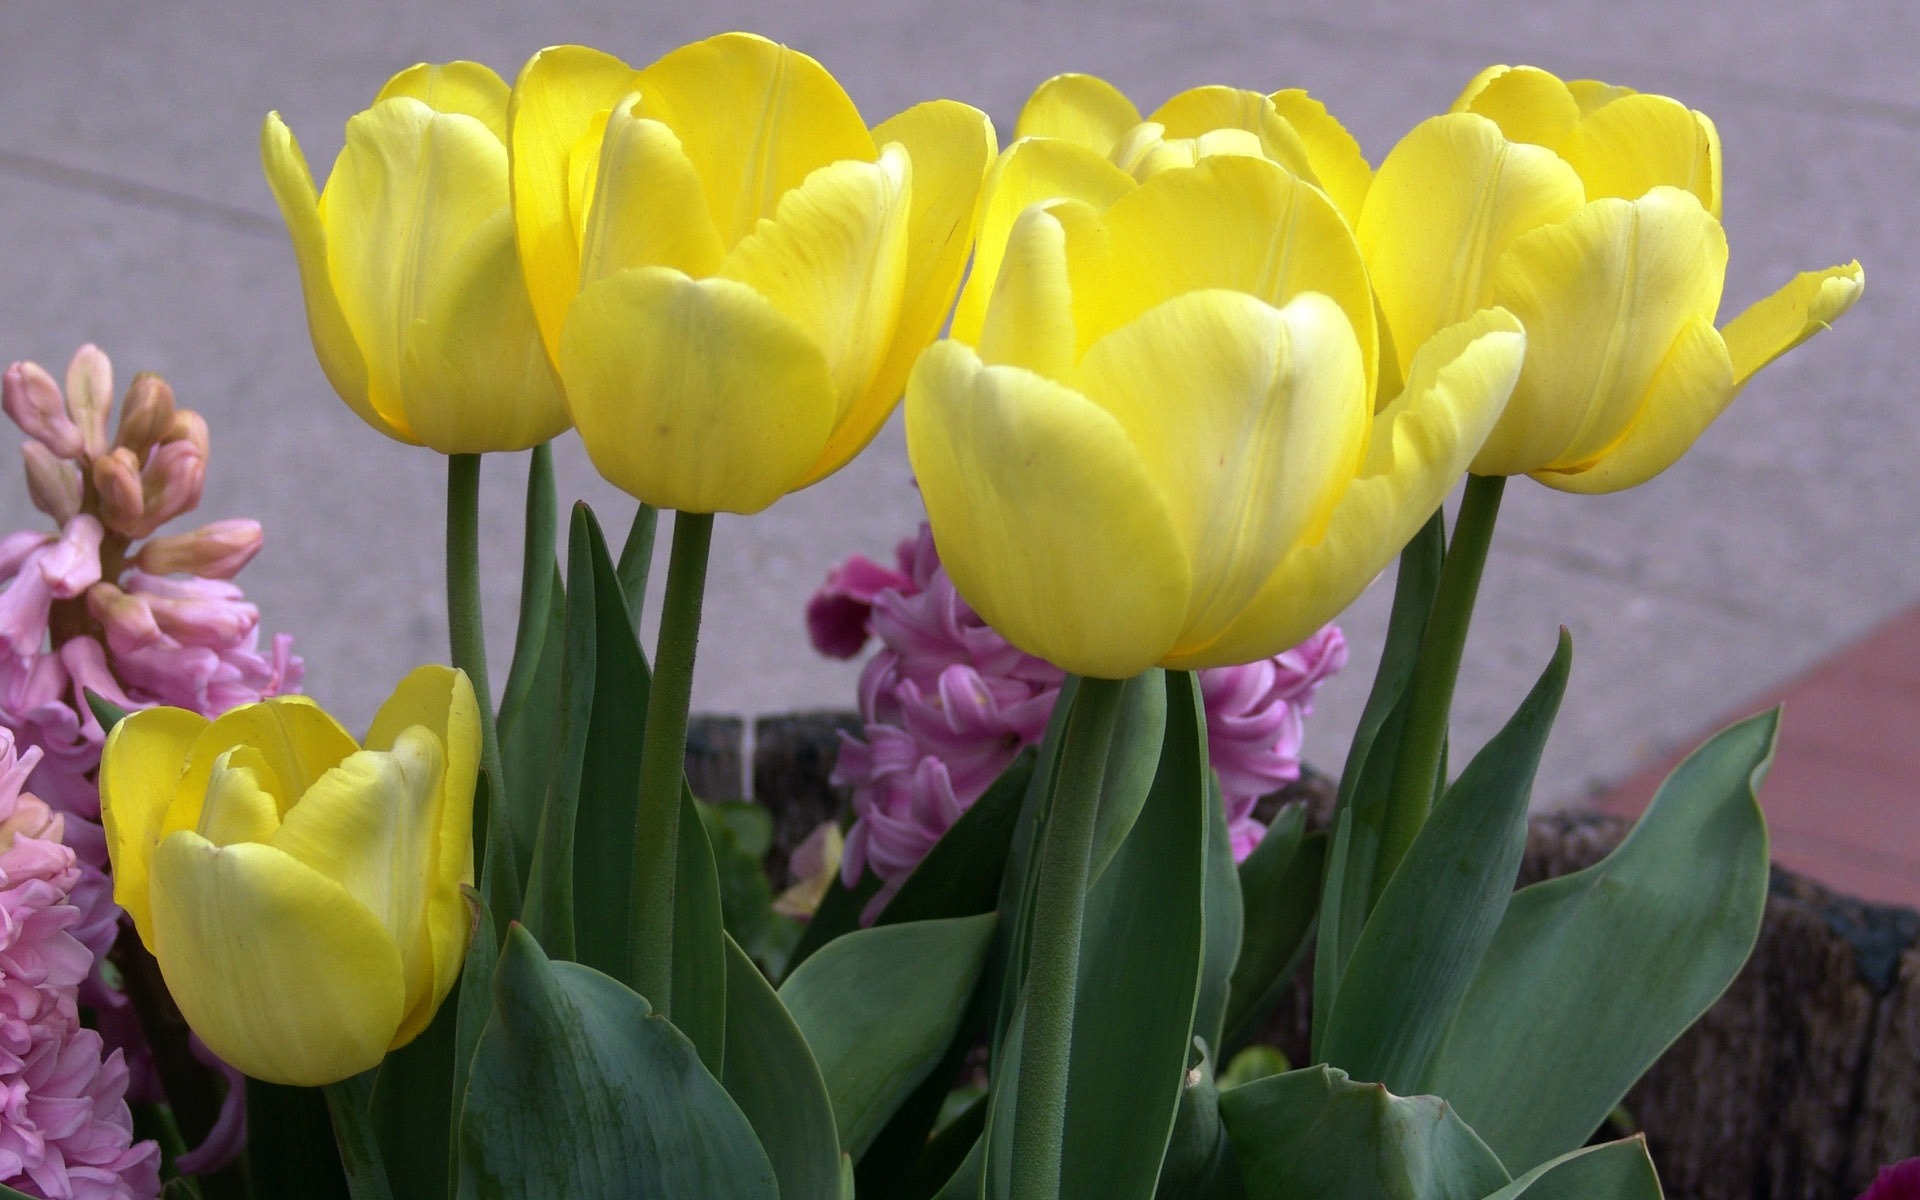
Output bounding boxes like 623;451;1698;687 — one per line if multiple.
1451;65;1582;150
635;32;877;249
100;706;210;945
579;97;727;288
1721;260;1865;389
377;61;509;139
1532;314;1734;493
1150;86;1316;182
150;835;406;1085
1078;291;1368;653
1179;308;1524;669
906;341;1189;678
197;752;285;847
1474;187;1727;474
976;204;1086;382
1015;73;1142;156
1560;93;1719;217
561;268;836;513
1269;88;1373;226
508;44;644;362
163;698;358;845
1360;113;1584;380
260;115;399;442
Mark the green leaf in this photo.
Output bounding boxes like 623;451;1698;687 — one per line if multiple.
83;688;127;736
783;867;883;978
497;568;565;911
1223;807;1323;1053
615;503;659;628
993;678;1078;1058
495;440;560;879
459;925;777;1200
672;786;729;1077
1477;1138;1662;1199
324;1071;395;1200
1218;1065;1509;1200
1321;631;1571;1092
1195;771;1244;1058
1422;709;1778;1173
1154;1041;1235;1200
721;934;842;1200
699;799;794;972
520;522;598;957
780;913;998;1159
1086;669;1169;886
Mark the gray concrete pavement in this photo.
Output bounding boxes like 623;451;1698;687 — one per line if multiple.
0;1;1909;806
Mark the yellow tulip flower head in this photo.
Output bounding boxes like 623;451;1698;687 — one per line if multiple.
908;147;1528;680
1359;65;1864;493
262;63;570;455
99;667;479;1086
508;33;997;514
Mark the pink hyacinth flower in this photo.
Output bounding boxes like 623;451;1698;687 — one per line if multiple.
1862;1159;1920;1200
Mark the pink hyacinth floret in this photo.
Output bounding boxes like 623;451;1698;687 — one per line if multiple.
1862;1159;1920;1200
810;523;1345;920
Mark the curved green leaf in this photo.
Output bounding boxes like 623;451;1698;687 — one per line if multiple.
1218;1065;1509;1200
497;441;560;881
1196;772;1244;1058
721;935;842;1200
1478;1137;1662;1199
1087;669;1169;886
460;926;776;1200
1423;710;1778;1173
1224;807;1323;1053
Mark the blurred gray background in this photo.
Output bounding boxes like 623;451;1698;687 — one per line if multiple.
0;1;1907;807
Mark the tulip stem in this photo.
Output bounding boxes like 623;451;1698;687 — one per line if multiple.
627;509;714;1015
1007;675;1126;1200
446;453;518;922
1375;472;1506;898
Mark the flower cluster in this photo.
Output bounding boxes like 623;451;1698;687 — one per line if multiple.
810;523;1345;913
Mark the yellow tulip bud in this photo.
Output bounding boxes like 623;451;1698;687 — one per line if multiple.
1359;65;1863;493
908;153;1527;679
99;667;479;1086
508;33;997;513
262;62;569;454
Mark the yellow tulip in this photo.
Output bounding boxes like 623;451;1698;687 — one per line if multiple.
508;33;996;514
907;153;1527;679
262;62;569;454
99;667;479;1086
1358;65;1863;492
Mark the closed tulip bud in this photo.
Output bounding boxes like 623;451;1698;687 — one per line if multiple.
99;667;479;1086
261;62;569;454
64;344;114;460
1359;66;1863;492
115;373;178;458
93;448;145;530
3;361;86;459
510;33;996;513
136;519;264;580
22;441;84;524
908;153;1525;678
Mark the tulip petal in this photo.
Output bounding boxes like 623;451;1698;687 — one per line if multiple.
150;834;406;1086
1015;73;1142;156
1150;86;1316;183
1179;308;1524;669
260;115;400;442
271;730;447;1044
1079;291;1368;653
365;665;480;1006
561;267;836;513
1268;89;1373;227
635;32;877;249
163;697;358;845
1477;188;1727;475
377;61;509;140
951;138;1135;346
1451;65;1582;150
1531;314;1733;494
977;203;1096;382
1721;260;1865;390
819;98;999;484
1101;154;1377;396
1559;93;1719;217
508;44;644;363
906;340;1189;678
1360;113;1584;380
579;98;726;287
197;750;284;847
721;148;911;427
100;706;210;946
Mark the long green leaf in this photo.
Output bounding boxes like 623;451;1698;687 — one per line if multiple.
495;442;560;876
1477;1138;1662;1199
1196;772;1244;1058
521;526;598;957
1223;807;1323;1053
1086;668;1168;886
1321;631;1571;1092
369;983;458;1200
881;751;1035;927
324;1071;394;1200
459;926;776;1200
1422;709;1779;1173
1217;1065;1509;1200
615;502;658;628
672;786;729;1076
780;913;998;1158
721;935;842;1200
450;887;498;1200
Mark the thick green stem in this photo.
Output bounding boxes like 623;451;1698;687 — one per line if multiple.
1375;473;1506;894
1008;675;1127;1200
626;510;714;1013
447;453;518;918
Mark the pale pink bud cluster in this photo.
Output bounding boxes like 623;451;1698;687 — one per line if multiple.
808;524;1345;920
0;733;159;1200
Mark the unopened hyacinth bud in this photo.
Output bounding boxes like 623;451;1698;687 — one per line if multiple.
135;520;263;581
2;361;84;459
86;583;163;653
21;442;83;524
91;448;145;531
113;373;177;458
62;344;113;460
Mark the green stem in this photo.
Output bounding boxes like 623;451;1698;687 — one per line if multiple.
626;510;714;1012
1008;675;1127;1200
1375;473;1506;895
447;453;518;920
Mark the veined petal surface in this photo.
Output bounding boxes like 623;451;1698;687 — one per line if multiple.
578;98;726;288
1452;65;1583;149
1150;86;1316;182
1559;93;1719;216
1015;73;1142;156
1268;88;1373;226
100;706;210;944
162;698;358;845
378;60;509;138
1721;261;1865;389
